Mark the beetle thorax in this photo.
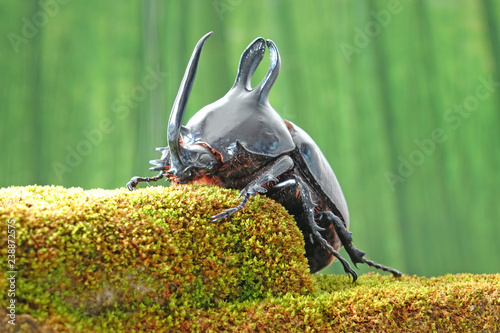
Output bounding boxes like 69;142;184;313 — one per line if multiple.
184;90;295;163
173;141;275;190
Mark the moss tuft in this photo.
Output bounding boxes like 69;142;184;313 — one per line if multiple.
0;185;499;332
0;185;313;331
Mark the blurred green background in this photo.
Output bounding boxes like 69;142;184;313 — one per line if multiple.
1;0;499;277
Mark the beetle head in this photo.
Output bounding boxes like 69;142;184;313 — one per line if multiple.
166;32;293;181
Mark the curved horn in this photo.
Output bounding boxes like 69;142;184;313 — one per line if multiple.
168;31;212;175
256;39;281;104
232;37;266;91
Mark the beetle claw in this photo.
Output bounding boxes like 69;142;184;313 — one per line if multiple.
321;240;358;282
126;178;139;191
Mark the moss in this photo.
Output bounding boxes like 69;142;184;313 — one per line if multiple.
0;185;499;332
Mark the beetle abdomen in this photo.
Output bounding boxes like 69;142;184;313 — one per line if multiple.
265;176;341;273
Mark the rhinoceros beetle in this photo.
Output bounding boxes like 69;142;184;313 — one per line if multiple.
127;32;402;281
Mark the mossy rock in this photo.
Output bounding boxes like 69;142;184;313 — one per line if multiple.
0;185;499;332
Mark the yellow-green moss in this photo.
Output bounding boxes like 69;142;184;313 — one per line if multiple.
0;185;499;332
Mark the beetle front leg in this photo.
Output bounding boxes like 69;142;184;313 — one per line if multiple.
126;171;165;191
316;211;402;278
210;155;294;222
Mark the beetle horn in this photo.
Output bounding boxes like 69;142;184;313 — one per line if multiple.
232;37;266;91
167;31;212;176
256;39;281;104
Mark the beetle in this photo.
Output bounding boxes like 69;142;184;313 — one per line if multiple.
127;32;402;281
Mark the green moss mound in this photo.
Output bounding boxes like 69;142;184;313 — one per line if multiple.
0;185;499;332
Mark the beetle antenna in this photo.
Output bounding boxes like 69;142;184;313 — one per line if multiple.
232;37;266;91
256;39;281;104
167;31;212;176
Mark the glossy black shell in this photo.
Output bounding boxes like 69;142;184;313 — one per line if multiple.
286;121;349;227
184;89;296;162
183;37;296;162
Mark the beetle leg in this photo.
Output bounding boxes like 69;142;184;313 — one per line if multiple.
316;211;402;278
210;155;294;222
295;178;358;282
315;211;364;267
126;171;165;191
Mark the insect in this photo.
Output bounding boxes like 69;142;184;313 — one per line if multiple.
127;32;402;281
